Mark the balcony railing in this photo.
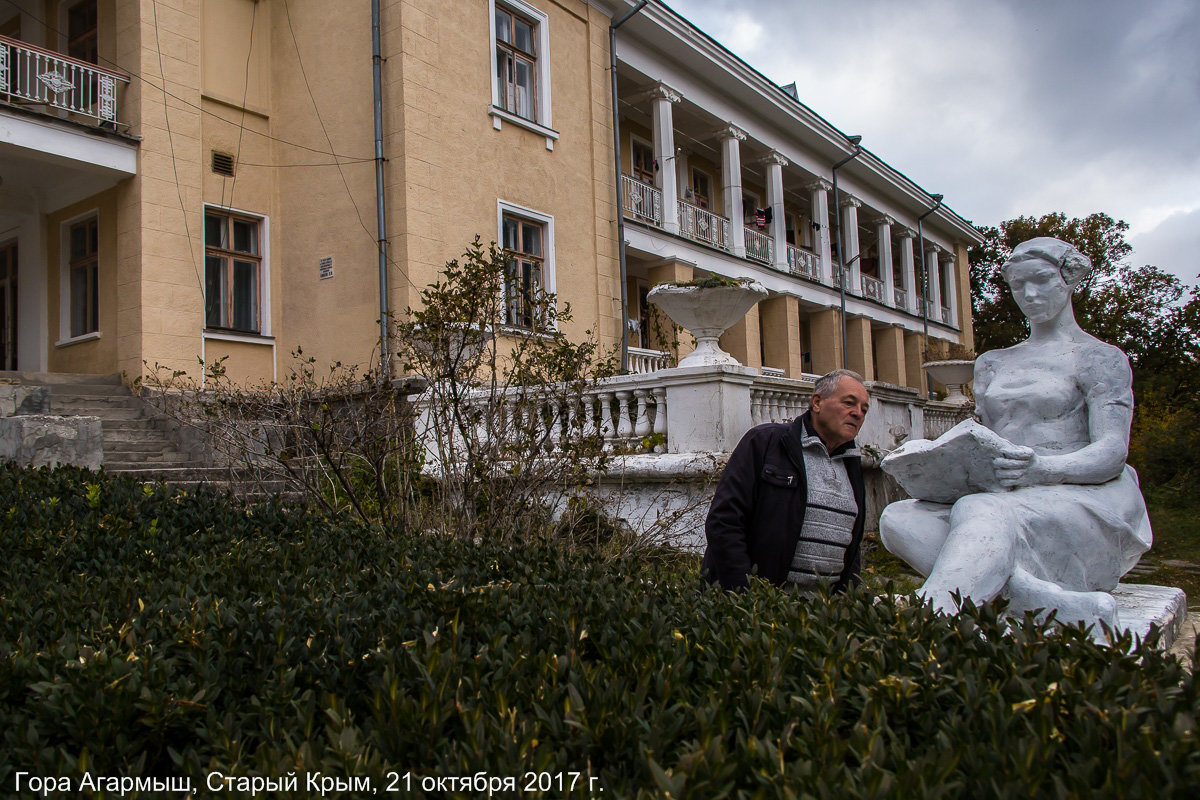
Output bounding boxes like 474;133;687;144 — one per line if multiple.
678;201;730;251
861;274;885;303
743;226;773;265
0;34;129;126
621;174;663;227
940;305;952;324
786;244;819;281
915;296;926;316
894;286;908;309
627;346;671;374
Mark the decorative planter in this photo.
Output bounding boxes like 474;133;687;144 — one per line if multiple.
647;280;768;368
922;359;975;406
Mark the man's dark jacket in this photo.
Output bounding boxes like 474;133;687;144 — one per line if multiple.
701;412;866;591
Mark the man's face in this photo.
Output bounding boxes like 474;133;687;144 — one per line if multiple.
810;377;870;450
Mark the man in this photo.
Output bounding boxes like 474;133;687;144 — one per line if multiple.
701;369;870;593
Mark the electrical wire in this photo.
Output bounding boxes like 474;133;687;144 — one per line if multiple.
148;0;203;299
0;0;374;162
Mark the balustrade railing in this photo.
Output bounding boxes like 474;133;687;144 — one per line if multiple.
915;295;926;316
0;34;128;126
678;200;730;251
923;403;968;440
743;226;773;265
416;374;669;464
627;346;671;374
894;286;908;310
621;174;663;227
861;274;885;302
787;244;820;281
750;376;812;426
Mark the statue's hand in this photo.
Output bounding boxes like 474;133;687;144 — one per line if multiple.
993;444;1044;488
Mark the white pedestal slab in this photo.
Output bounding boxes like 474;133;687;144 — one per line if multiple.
1112;583;1187;649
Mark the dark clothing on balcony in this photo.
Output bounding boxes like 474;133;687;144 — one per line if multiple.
701;412;865;592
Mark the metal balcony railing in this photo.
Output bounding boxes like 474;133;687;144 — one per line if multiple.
894;286;908;310
621;174;663;227
786;244;820;281
743;226;773;265
861;274;885;302
0;34;129;126
678;200;730;251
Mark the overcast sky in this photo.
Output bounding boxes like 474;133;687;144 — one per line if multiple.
666;0;1200;288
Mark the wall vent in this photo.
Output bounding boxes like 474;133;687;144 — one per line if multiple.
211;151;236;176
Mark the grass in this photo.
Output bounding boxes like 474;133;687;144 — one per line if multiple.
1123;494;1200;607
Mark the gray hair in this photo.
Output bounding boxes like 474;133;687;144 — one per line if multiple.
811;368;865;406
1001;237;1092;289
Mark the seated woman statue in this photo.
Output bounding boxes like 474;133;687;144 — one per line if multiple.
881;237;1152;629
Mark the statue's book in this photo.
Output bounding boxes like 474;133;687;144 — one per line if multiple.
881;419;1011;503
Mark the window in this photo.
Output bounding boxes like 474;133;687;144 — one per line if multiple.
495;5;537;121
631;136;655;184
691;168;712;210
489;0;554;143
205;210;261;333
501;213;544;329
66;0;97;63
68;218;98;338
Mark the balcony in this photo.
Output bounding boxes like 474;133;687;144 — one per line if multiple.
894;286;908;309
0;35;129;128
861;274;885;303
786;244;819;281
677;199;730;251
743;226;772;265
621;174;663;227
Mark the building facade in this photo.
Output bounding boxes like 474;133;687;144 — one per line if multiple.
0;0;980;392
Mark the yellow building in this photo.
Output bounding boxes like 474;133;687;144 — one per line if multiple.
0;0;980;392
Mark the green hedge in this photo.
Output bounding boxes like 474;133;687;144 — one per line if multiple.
1;465;1197;797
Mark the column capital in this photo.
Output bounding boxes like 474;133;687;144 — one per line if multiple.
875;214;896;228
897;227;917;240
713;124;747;142
925;243;942;255
806;178;833;193
758;151;789;168
939;251;956;264
841;195;862;209
647;82;682;104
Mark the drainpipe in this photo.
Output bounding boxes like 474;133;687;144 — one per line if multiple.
372;0;391;380
611;0;651;373
831;136;863;369
916;194;943;393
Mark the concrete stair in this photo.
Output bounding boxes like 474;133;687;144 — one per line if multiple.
1;371;301;503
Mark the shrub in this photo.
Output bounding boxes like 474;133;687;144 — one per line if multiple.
2;466;1198;797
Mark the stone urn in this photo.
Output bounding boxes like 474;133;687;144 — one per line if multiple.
647;279;768;368
922;359;975;406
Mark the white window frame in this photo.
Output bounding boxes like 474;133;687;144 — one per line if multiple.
56;209;100;347
497;200;556;331
488;0;558;150
202;203;272;341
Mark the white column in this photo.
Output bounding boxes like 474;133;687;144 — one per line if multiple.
926;245;943;323
718;125;747;258
807;180;833;285
762;151;789;271
650;83;681;235
941;251;958;326
876;215;895;308
841;196;862;295
898;229;917;314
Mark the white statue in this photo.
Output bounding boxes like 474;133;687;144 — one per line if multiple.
880;237;1152;630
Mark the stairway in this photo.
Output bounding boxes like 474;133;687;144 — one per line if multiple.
1;371;296;501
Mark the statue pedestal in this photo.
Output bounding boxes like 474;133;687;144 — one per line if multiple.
1112;584;1187;649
